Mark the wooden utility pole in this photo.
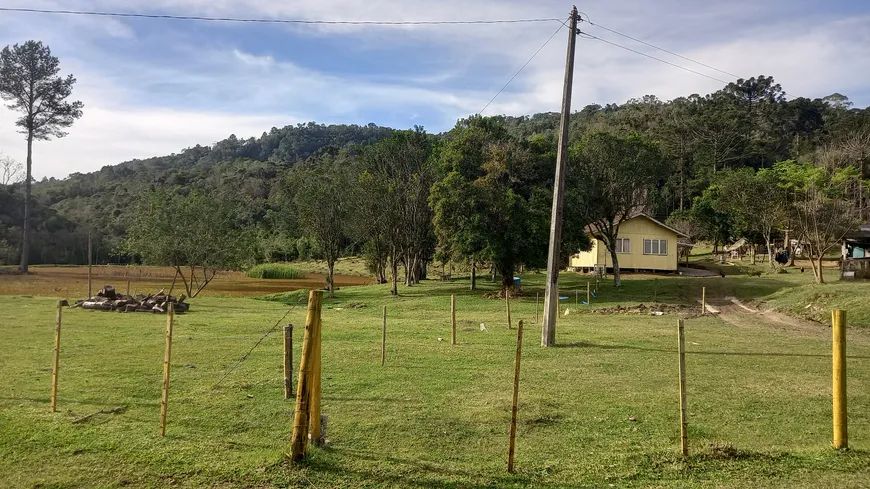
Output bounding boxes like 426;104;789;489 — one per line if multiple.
541;6;579;347
677;319;688;456
50;300;64;412
289;290;322;461
507;320;524;473
87;231;93;298
832;310;847;449
283;325;293;399
159;303;174;437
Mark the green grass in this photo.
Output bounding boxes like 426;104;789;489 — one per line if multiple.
291;257;372;277
2;273;870;488
245;263;307;280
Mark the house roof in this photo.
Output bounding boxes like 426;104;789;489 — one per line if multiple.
584;212;691;239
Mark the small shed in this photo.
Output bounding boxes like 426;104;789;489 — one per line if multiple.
842;224;870;279
570;213;691;273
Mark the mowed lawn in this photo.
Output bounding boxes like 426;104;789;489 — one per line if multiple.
1;273;869;488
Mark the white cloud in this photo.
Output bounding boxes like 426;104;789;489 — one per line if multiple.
0;106;290;179
0;0;867;179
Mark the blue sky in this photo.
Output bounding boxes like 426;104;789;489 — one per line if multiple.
0;0;868;179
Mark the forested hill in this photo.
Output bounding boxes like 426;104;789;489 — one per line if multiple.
1;75;869;267
5;123;396;264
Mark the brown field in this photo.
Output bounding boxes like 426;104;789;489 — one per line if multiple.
0;265;373;298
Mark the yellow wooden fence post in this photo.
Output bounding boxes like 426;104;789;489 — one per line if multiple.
289;290;322;461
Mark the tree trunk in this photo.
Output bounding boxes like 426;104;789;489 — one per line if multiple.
765;235;775;270
610;249;622;287
816;255;825;284
751;245;756;265
19;131;33;272
500;266;514;297
327;259;336;298
470;261;477;290
390;254;398;296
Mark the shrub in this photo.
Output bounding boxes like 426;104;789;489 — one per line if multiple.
245;263;306;279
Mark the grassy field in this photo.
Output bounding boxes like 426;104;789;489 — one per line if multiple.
1;269;869;488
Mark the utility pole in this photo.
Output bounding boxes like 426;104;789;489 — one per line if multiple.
541;6;578;347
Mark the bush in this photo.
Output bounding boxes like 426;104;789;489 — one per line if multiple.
245;263;306;279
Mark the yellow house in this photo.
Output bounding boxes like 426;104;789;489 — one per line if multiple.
570;213;690;273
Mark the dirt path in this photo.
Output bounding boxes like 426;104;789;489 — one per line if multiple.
705;295;846;338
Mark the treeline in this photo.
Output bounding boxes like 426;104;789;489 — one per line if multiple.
2;75;869;290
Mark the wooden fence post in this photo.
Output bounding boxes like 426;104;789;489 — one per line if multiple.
832;310;847;449
381;306;387;366
283;324;293;399
451;295;457;345
50;300;64;412
159;303;174;437
87;231;93;298
677;319;688;456
289;290;322;461
507;320;524;473
701;286;706;315
309;301;324;446
506;292;512;329
586;281;590;305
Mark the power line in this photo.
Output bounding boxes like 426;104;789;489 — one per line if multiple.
0;7;561;26
582;19;742;80
479;21;566;114
578;17;805;100
580;31;732;85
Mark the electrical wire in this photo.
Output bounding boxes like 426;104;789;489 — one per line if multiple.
0;7;561;26
578;16;804;100
478;20;566;114
583;20;742;79
580;31;732;85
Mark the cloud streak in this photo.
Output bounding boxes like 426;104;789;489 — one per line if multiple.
0;0;867;178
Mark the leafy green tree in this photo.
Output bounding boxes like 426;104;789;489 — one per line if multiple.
354;128;435;295
431;117;587;295
126;190;253;297
775;160;866;283
714;168;788;269
0;40;83;272
570;131;670;286
293;163;351;298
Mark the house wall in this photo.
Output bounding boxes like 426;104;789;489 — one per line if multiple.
569;216;680;271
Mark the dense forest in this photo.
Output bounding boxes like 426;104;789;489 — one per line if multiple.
2;75;869;288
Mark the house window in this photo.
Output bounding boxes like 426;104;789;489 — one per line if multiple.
643;239;668;255
615;238;631;254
